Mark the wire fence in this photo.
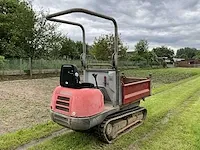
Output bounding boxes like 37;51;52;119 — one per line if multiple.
0;59;78;70
0;58;162;76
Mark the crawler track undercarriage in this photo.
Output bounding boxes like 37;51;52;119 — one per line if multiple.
95;107;147;143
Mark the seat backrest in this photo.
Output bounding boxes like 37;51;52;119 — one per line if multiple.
60;64;80;88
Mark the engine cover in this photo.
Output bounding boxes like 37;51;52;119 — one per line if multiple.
51;86;104;117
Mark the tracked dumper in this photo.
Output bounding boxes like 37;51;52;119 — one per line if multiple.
47;8;151;143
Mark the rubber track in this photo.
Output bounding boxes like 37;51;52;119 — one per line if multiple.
96;106;147;143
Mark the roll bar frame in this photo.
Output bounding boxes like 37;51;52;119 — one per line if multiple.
46;18;86;67
46;8;119;69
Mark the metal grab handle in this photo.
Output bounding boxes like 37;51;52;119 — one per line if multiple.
46;8;119;69
87;63;113;67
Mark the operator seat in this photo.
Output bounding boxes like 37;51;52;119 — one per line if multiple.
60;64;94;88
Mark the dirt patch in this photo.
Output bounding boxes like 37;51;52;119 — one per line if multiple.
0;77;60;135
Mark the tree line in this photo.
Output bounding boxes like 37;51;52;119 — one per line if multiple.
1;0;80;59
1;0;200;67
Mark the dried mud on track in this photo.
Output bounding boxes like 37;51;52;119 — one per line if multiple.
0;77;59;135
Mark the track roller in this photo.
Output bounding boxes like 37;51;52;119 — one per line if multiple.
97;107;147;143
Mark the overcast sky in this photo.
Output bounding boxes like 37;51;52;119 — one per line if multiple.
31;0;200;52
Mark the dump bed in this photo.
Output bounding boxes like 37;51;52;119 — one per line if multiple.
121;77;151;104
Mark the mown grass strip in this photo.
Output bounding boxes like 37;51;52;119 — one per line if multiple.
29;76;200;150
124;67;200;85
0;121;63;150
138;90;200;150
152;75;199;94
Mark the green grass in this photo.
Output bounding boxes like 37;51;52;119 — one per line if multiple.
0;121;63;150
2;67;200;150
124;67;200;88
29;75;200;150
152;75;199;94
139;90;200;150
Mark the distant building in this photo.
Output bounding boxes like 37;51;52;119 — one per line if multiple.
175;59;200;67
173;58;185;62
157;57;172;64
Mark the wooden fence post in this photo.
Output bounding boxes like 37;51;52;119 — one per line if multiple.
29;57;32;78
39;59;42;74
20;58;22;75
2;61;4;75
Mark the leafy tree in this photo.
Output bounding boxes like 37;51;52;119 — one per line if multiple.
56;38;89;59
193;50;200;59
59;37;76;59
74;41;90;59
90;34;128;60
152;46;174;61
0;55;5;68
74;41;83;59
135;39;148;56
0;0;62;60
134;39;149;64
26;11;61;59
129;51;146;62
0;0;35;58
147;51;159;66
133;40;159;67
176;47;198;59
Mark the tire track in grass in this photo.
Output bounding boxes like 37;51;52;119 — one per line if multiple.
0;121;63;150
128;88;200;150
137;90;200;150
29;76;200;150
15;128;71;150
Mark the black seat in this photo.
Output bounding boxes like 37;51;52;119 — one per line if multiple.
60;64;94;89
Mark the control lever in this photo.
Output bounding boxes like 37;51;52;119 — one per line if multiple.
92;73;99;89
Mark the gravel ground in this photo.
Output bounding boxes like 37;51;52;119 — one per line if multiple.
0;77;60;135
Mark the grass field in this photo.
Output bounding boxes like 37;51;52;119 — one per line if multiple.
1;67;200;150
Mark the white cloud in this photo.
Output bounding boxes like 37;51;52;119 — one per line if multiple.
31;0;200;51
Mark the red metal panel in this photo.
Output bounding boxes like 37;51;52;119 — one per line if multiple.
122;79;151;105
51;86;104;117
